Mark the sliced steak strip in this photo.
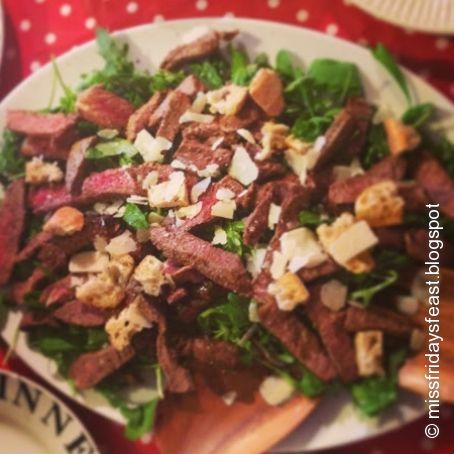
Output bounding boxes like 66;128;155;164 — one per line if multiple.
173;139;232;173
69;345;135;390
16;231;53;263
65;136;96;195
76;84;135;130
53;300;112;327
313;109;357;170
344;97;375;160
6;110;76;137
243;186;273;246
412;151;454;217
328;156;407;205
28;184;73;214
0;179;26;285
306;295;358;382
40;276;74;306
11;269;47;305
163;261;204;285
150;227;252;296
138;298;194;393
155;91;191;142
297;259;339;282
160;30;237;70
176;74;206;97
404;229;454;267
258;300;337;381
345;305;416;337
181;338;240;369
126;91;165;141
179;176;243;232
398;182;428;212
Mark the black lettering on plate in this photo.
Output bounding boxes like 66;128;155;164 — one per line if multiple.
41;402;73;435
65;433;95;454
12;381;42;413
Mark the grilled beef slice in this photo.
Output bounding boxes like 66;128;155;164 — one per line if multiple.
53;300;113;327
69;345;135;390
126;91;165;141
306;295;358;382
181;338;240;369
150;227;252;296
65;136;96;195
412;151;454;218
6;110;76;137
258;300;337;381
345;305;416;337
0;179;26;285
160;30;237;70
328;156;407;205
76;84;135;130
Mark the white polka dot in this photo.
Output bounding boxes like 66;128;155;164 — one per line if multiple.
60;4;72;17
435;38;449;51
296;9;309;22
326;24;339;36
20;20;31;31
85;17;96;29
35;0;46;3
30;61;41;72
196;0;208;10
268;0;280;8
45;33;56;45
357;38;368;47
126;2;138;14
153;14;165;23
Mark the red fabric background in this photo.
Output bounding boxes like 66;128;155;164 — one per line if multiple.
0;0;453;453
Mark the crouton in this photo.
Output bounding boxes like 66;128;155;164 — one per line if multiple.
249;69;284;117
268;272;309;311
355;330;384;377
43;206;84;236
355;180;404;227
383;118;420;155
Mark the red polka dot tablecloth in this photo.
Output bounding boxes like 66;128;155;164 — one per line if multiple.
0;1;453;453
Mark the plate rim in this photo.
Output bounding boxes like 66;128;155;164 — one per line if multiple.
0;16;451;451
0;368;99;453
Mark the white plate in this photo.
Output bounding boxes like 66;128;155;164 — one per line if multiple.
0;369;98;454
1;17;453;451
351;0;454;34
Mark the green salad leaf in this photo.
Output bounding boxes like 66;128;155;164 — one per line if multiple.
344;250;408;306
229;46;268;86
198;292;250;343
307;59;362;100
297;368;328;397
424;134;454;178
351;349;407;415
150;69;185;92
222;220;250;256
190;60;224;89
79;28;153;107
0;130;25;182
50;58;77;113
123;203;149;230
298;210;327;227
85;139;139;160
362;123;390;169
372;43;411;104
275;50;296;80
402;103;434;128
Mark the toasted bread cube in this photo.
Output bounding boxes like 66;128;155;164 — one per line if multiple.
43;206;85;236
355;331;384;377
133;255;166;296
355;181;404;227
268;272;309;311
249;69;284;117
206;84;248;116
384;118;421;155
